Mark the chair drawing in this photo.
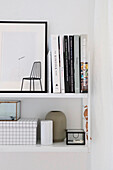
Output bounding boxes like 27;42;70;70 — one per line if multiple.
21;61;42;91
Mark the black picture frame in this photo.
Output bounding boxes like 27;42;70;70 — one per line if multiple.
66;129;85;145
0;21;47;93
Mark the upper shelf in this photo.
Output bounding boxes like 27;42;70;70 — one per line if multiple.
0;93;88;99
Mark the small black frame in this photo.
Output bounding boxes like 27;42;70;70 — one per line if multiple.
0;21;47;93
66;129;85;145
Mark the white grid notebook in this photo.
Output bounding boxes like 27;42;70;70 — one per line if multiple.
0;118;38;145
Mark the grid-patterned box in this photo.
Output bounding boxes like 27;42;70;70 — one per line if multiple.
0;118;38;145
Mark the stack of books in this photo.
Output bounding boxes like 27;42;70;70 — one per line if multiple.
0;118;38;145
48;34;88;94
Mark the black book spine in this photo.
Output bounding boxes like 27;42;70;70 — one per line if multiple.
69;36;75;93
79;36;81;93
51;63;53;93
58;36;60;67
68;36;71;92
64;36;69;93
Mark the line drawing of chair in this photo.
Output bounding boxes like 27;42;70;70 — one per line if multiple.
21;61;43;91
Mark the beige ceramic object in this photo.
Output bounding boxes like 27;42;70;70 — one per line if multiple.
45;111;66;142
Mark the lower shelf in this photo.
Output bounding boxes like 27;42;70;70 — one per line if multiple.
0;142;89;152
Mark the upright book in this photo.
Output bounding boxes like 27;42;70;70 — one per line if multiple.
58;35;65;93
47;51;52;93
69;36;74;93
64;36;69;93
80;35;88;93
74;35;80;93
51;35;60;93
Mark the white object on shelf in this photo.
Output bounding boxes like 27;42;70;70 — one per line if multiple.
41;120;53;146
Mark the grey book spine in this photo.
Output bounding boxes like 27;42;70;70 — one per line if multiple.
74;35;80;93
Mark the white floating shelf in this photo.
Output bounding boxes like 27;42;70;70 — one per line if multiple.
0;142;89;152
0;93;88;99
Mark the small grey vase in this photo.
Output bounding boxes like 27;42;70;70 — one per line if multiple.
45;111;66;142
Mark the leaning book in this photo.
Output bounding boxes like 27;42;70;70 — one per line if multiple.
80;35;88;93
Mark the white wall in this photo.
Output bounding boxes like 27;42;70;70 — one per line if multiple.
0;0;93;170
0;0;90;34
0;153;89;170
90;0;113;170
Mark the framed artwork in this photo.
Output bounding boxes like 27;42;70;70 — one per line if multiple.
0;21;47;93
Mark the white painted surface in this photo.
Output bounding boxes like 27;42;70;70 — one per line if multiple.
90;0;113;170
0;152;89;170
0;93;88;98
0;0;92;170
0;142;89;152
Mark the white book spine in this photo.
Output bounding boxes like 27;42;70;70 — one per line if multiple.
47;51;52;93
74;35;80;93
51;35;60;93
59;35;65;93
80;34;88;62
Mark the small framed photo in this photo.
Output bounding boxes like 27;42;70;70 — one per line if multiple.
66;129;85;145
0;21;47;92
